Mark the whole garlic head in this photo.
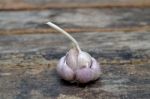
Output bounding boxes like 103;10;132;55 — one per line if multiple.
57;48;101;83
47;22;101;83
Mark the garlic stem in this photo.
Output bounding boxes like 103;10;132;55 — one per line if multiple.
47;22;81;52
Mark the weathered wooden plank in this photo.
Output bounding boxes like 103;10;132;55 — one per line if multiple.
0;31;150;99
0;32;150;54
0;8;150;34
0;0;150;10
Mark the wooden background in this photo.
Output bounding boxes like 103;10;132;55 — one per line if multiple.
0;0;150;99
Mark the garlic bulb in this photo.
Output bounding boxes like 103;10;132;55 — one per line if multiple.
47;22;101;83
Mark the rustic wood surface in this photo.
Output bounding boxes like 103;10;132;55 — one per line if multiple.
0;0;150;99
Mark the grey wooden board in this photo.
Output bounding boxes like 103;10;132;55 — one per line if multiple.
0;31;150;99
0;32;150;54
0;8;150;30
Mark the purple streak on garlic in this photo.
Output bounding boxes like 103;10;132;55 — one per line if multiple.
47;22;101;83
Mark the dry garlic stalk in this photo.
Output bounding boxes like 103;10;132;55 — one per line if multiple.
47;22;101;83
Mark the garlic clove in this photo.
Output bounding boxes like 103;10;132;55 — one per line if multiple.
65;48;78;70
77;51;92;68
76;57;100;83
90;58;101;80
76;68;94;83
57;56;74;81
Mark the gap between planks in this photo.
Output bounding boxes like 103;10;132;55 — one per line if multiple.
0;25;149;35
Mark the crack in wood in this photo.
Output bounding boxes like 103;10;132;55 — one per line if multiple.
0;26;149;35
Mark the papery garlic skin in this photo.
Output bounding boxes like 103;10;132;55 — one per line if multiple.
57;48;101;83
